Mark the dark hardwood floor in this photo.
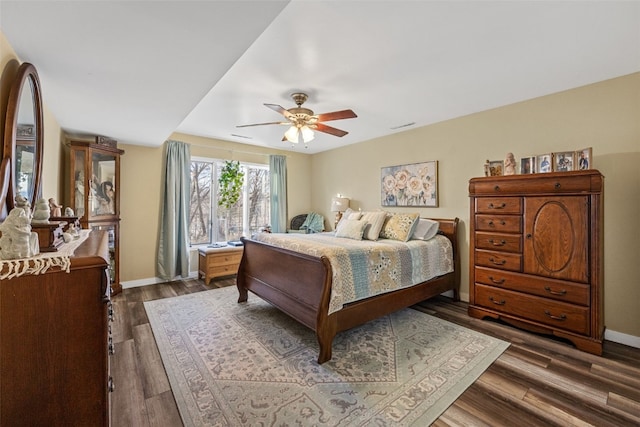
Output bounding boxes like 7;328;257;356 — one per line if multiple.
111;278;640;426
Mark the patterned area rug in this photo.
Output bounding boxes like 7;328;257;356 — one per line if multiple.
145;286;509;426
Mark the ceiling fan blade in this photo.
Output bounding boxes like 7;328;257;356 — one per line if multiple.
315;109;357;122
264;103;294;119
236;121;288;128
314;123;349;137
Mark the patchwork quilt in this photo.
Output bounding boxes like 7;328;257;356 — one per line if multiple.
252;232;454;314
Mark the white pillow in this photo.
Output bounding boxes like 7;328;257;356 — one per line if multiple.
411;218;440;241
360;210;388;240
335;219;367;240
337;208;361;228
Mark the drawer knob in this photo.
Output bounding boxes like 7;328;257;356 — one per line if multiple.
489;239;506;247
544;286;567;296
494;185;500;191
489;276;505;285
555;182;561;189
488;202;506;209
544;310;567;321
488;257;506;266
489;296;506;305
108;376;115;393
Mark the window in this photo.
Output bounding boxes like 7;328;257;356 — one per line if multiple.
189;158;270;245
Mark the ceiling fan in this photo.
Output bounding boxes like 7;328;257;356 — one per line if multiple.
237;92;357;147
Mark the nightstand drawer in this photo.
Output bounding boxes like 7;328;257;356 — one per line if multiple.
210;263;240;277
208;252;243;267
475;284;589;335
475;214;522;233
474;267;589;305
475;249;522;272
475;232;522;253
475;197;522;214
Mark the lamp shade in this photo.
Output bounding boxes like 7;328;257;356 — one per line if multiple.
331;197;349;212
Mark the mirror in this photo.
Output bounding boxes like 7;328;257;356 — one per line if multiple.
2;62;44;214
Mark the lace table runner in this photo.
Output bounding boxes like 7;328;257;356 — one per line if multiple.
0;229;92;280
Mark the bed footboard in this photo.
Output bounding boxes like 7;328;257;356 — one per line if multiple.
237;237;333;334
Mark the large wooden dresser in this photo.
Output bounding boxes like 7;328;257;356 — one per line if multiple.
0;231;113;426
468;170;604;355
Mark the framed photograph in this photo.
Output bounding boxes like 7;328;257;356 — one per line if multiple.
537;153;553;173
488;160;504;176
381;160;438;207
576;147;592;170
520;156;536;174
553;151;575;172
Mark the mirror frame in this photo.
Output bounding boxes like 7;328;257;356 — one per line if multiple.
3;62;44;212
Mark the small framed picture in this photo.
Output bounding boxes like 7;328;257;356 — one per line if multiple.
537;154;553;173
576;147;592;170
520;156;536;174
553;151;575;172
488;160;504;176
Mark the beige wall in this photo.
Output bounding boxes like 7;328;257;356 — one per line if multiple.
312;73;640;339
117;132;312;282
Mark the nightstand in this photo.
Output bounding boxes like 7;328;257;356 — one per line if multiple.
198;245;244;285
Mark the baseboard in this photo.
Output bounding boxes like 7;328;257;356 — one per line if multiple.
604;329;640;349
121;271;199;289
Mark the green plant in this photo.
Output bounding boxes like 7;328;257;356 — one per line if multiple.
218;160;244;209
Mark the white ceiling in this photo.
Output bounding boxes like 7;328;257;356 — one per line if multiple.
2;1;639;154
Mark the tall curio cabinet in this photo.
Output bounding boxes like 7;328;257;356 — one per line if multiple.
67;139;125;294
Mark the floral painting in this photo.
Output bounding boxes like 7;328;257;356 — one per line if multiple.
381;160;438;207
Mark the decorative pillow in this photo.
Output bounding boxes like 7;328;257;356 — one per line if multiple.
335;219;367;240
411;218;440;241
337;208;361;228
359;210;388;240
380;212;420;242
347;211;362;220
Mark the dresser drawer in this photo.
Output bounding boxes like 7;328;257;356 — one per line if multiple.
475;214;522;233
475;232;522;253
475;249;522;272
474;284;589;335
470;173;596;195
475;197;522;214
474;266;589;305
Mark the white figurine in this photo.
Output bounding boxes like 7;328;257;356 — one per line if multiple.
64;207;74;217
49;198;62;217
504;153;517;176
0;208;39;259
14;194;32;219
31;198;51;223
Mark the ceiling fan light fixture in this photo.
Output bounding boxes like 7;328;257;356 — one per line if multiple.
284;125;299;143
301;125;314;143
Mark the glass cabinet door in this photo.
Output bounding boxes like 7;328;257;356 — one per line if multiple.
90;222;118;288
89;151;117;218
72;148;87;218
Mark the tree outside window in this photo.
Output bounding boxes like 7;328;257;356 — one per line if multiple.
189;158;270;245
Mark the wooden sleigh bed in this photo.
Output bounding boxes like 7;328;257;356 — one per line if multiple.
236;217;460;364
